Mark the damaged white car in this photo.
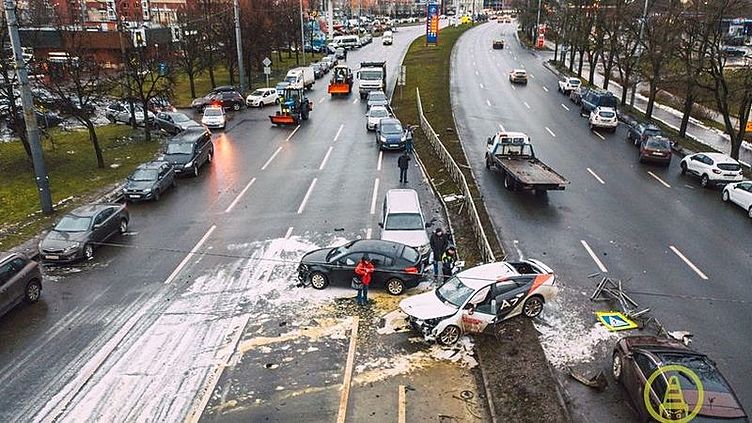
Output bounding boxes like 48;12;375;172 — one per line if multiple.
399;260;558;345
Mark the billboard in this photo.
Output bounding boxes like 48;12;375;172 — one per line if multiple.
426;2;439;44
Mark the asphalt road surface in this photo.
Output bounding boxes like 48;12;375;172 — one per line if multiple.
451;22;752;421
0;24;483;422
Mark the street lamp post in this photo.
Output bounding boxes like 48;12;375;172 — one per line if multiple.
300;0;306;65
234;0;245;93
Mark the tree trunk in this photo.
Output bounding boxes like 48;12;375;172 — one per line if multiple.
588;52;598;85
86;120;105;169
553;38;559;62
188;72;196;99
602;53;614;89
208;56;216;88
568;46;575;71
679;87;694;137
142;100;151;142
645;81;658;119
620;70;630;105
577;49;584;78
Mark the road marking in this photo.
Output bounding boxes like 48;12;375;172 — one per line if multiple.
336;316;360;423
224;178;256;213
592;131;605;140
319;146;333;170
261;146;283;170
498;123;506;131
561;104;570;111
479;83;485;89
285;125;301;142
475;70;479;76
333;124;344;142
486;99;492;107
370;178;379;214
669;246;708;280
529;73;535;79
523;101;530;109
352;98;358;104
545;127;556;137
586;168;605;184
297;178;317;214
684;184;695;189
647;171;672;188
542;86;549;92
398;385;407;423
580;240;608;273
319;96;326;104
473;61;476;66
284;226;294;239
513;56;518;60
366;227;372;239
165;225;217;284
520;64;525;68
510;84;516;91
377;150;383;171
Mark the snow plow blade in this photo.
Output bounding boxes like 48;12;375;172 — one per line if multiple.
269;114;297;126
328;83;350;95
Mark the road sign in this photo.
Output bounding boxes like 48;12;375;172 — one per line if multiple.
426;3;439;45
263;66;271;75
262;57;272;67
158;62;168;76
132;28;146;48
595;311;638;331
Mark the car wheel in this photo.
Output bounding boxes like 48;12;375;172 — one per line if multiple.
310;271;329;290
233;103;241;111
24;280;41;303
700;174;709;188
680;162;687;174
748;206;752;219
118;218;128;234
385;278;405;295
438;325;461;345
612;352;623;381
84;244;94;260
722;190;730;202
522;295;544;318
503;173;516;191
638;155;645;163
207;151;213;163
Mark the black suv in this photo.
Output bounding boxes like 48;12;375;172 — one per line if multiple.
580;89;618;115
627;122;662;146
0;253;42;317
191;87;244;112
123;161;176;201
162;127;214;177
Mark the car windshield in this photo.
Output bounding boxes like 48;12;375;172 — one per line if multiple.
646;138;670;149
369;93;387;101
381;122;403;134
129;169;158;181
435;276;476;308
369;108;389;118
284;76;298;83
361;70;382;80
326;245;350;261
165;143;193;155
570;79;581;86
644;127;661;137
55;215;91;232
658;353;733;394
600;96;618;108
204;108;222;117
598;110;616;118
172;114;190;123
385;213;424;230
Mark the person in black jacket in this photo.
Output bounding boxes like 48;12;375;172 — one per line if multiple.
398;151;410;183
430;228;449;277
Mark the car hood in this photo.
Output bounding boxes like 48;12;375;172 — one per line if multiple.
202;116;224;122
177;121;200;130
300;248;330;265
380;230;429;248
246;95;264;101
369;100;389;107
380;132;403;141
124;180;155;191
400;290;457;320
41;230;88;248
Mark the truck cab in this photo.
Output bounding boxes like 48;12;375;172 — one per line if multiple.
358;61;387;99
485;132;532;158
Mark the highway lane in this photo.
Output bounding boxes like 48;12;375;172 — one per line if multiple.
452;22;752;419
0;25;450;422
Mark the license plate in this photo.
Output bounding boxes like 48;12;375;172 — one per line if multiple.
390;144;398;147
652;152;664;156
129;194;141;198
45;255;59;260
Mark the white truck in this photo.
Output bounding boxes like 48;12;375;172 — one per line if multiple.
357;61;387;99
285;67;315;90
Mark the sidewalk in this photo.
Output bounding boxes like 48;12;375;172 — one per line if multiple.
541;42;752;166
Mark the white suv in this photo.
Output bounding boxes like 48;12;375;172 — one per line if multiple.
558;77;581;94
680;152;744;188
589;107;618;132
379;189;431;263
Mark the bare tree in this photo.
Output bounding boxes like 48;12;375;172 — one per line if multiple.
0;16;32;162
122;47;175;142
612;6;641;105
174;5;207;99
639;0;681;118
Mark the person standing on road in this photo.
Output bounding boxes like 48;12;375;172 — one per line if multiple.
441;246;457;281
430;228;449;277
354;255;374;306
405;125;414;154
398;151;411;183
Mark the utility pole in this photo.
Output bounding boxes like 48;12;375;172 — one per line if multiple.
234;0;245;93
327;0;334;41
299;0;306;65
115;14;137;129
630;0;649;106
4;0;52;214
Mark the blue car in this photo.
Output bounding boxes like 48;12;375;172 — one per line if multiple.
375;117;406;150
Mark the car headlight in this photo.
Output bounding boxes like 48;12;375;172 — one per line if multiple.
143;188;151;193
379;135;387;143
184;161;194;168
63;242;81;253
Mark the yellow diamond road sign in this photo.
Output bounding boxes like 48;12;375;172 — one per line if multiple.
595;311;638;331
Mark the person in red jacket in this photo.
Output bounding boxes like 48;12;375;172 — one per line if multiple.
354;254;375;306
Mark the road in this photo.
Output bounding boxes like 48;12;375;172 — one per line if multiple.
0;24;487;422
451;22;752;421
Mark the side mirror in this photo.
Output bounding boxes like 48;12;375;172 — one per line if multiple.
464;303;475;314
425;222;431;228
378;222;383;228
486;137;493;145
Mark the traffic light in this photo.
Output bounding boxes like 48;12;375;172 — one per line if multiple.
133;28;146;48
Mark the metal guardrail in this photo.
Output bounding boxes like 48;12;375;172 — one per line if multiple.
416;87;496;263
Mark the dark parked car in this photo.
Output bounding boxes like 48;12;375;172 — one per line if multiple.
10;109;63;129
162;127;214;177
612;335;748;422
39;203;130;263
627;122;662;146
492;39;505;49
375;117;407;150
0;253;42;317
638;135;672;165
722;47;746;57
569;86;590;105
580;88;618;115
297;239;425;295
154;111;200;135
123;161;176;201
31;88;56;108
311;62;325;79
191;91;244;112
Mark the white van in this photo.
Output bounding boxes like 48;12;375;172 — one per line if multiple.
382;31;393;45
284;67;315;90
334;35;360;50
380;189;431;263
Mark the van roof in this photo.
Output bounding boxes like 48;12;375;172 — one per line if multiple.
385;189;421;214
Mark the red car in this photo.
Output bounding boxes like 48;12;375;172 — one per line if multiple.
612;336;748;422
639;135;672;166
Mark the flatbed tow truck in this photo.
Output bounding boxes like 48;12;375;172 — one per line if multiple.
484;131;568;193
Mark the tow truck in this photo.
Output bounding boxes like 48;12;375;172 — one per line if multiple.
358;61;387;99
328;65;354;96
269;87;312;126
484;131;568;193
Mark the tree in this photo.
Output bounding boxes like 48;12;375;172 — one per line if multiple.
174;5;207;99
639;0;681;119
612;7;641;105
0;16;32;163
122;46;175;142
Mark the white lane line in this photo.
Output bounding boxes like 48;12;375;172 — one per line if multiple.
319;146;333;170
284;226;294;239
369;178;379;215
352;98;358;104
513;239;524;260
486;99;492;107
513;56;518;61
335;316;359;423
510;84;516;91
224;178;256;213
542;86;549;92
480;83;485;89
285;125;301;142
545;127;556;137
580;240;608;273
297;178;318;214
475;70;479;76
520;64;525;68
333;124;344;142
473;61;476;66
319;96;326;104
366;228;372;239
398;385;406;423
377;150;383;171
669;246;708;280
587;168;605;184
529;73;535;79
523;101;530;109
647;171;672;188
261;146;283;170
592;131;605;141
165;225;217;284
561;103;570;111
